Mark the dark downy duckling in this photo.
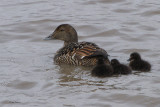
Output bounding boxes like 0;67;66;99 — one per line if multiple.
128;52;151;72
45;24;110;66
111;59;132;75
91;57;113;78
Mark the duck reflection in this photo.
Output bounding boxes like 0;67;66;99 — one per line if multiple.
57;64;91;83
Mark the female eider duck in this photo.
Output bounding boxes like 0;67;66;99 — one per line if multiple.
45;24;110;66
128;52;151;72
91;57;113;77
111;59;132;75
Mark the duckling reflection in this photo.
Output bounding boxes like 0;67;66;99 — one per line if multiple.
128;52;151;72
91;57;113;78
111;59;132;75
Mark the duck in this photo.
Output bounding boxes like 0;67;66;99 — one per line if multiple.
45;24;110;66
111;59;132;75
128;52;151;72
91;57;113;77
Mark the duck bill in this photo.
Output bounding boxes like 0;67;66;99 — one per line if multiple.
44;33;53;40
44;31;57;40
127;58;131;61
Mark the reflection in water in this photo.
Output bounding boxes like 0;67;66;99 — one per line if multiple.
58;65;90;83
58;65;83;83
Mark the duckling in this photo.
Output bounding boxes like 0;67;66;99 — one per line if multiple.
45;24;110;66
91;57;113;77
128;52;151;72
111;59;132;75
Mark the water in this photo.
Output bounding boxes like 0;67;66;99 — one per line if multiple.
0;0;160;107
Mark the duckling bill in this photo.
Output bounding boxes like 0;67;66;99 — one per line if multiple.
128;52;151;72
111;59;132;75
45;24;110;66
91;57;113;78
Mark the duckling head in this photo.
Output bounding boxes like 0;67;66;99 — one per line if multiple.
97;57;106;65
128;52;141;61
45;24;78;46
111;59;120;66
91;57;113;77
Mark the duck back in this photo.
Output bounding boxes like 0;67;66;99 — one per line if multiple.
54;42;110;66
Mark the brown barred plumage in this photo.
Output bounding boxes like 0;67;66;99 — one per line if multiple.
54;42;110;66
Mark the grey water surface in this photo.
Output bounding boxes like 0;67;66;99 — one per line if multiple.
0;0;160;107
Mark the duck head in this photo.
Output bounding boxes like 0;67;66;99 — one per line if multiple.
128;52;141;61
45;24;78;46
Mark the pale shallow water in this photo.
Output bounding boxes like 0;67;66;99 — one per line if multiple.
0;0;160;107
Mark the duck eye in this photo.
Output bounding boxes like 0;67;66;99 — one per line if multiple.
60;29;64;32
